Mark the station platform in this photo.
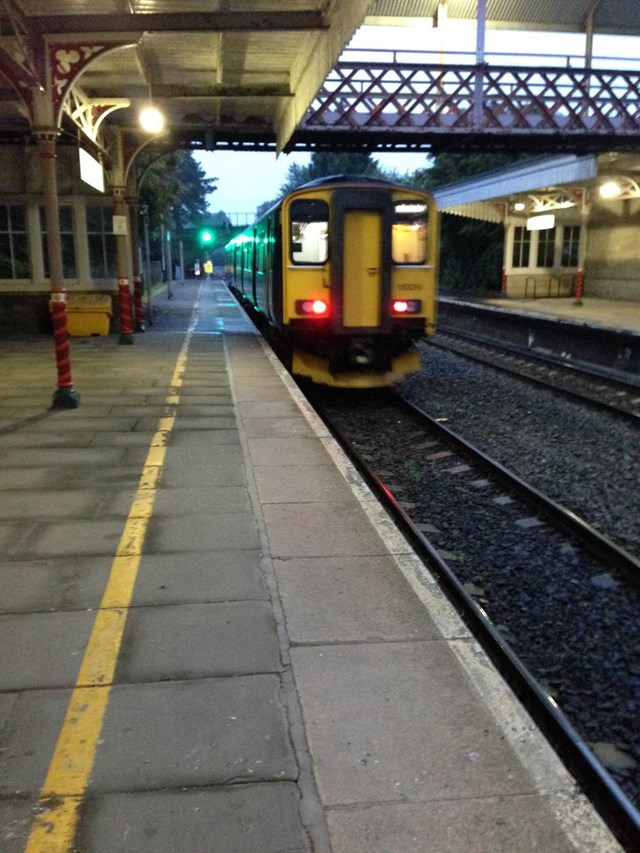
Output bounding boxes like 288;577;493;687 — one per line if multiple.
447;294;640;335
0;279;623;852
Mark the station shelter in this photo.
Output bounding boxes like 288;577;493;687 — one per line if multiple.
0;143;116;335
434;151;640;302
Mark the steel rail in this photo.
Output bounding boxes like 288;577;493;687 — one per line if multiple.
401;394;640;585
429;330;640;424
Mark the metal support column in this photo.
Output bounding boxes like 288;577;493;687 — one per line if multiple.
35;129;80;409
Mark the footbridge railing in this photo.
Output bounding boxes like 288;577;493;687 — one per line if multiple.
294;57;640;152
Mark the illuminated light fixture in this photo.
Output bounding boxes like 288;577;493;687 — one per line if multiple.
526;213;555;231
599;180;622;199
139;104;165;133
392;299;422;314
296;299;328;316
513;201;526;211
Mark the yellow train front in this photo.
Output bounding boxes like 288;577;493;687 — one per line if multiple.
225;176;438;389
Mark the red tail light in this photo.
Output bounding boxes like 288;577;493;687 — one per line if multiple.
392;299;422;314
296;299;329;316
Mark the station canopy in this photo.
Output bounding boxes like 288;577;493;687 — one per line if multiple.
0;1;639;154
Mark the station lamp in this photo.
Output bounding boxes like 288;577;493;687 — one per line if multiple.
139;104;165;134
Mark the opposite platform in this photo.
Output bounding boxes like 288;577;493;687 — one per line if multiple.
0;279;623;852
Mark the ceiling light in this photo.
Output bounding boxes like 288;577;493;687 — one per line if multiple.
139;105;165;134
599;180;622;199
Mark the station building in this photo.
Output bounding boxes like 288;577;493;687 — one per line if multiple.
434;151;640;302
1;147;639;337
0;143;114;334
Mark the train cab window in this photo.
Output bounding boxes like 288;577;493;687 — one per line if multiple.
392;201;428;264
290;199;328;264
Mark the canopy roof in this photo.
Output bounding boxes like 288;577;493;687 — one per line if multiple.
0;1;637;154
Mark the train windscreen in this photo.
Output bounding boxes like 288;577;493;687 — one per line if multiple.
290;200;329;264
392;201;428;264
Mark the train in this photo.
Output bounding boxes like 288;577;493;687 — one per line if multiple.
224;175;438;388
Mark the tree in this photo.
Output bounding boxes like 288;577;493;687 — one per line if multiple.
278;151;390;196
137;151;217;238
411;152;531;295
171;152;218;234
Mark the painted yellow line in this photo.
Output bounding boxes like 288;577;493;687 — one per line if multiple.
26;289;202;852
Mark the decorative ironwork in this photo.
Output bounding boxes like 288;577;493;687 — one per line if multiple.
49;41;134;125
299;61;640;150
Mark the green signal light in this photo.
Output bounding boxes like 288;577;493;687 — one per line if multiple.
199;228;214;245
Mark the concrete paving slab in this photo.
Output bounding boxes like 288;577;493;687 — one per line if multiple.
236;401;301;418
89;676;297;791
235;385;297;403
325;795;576;853
0;796;40;853
145;512;260;552
290;641;536;806
135;415;237;431
247;436;333;467
22;516;127;557
159;455;246;488
253;463;357;505
262;502;387;558
20;417;139;432
171;404;235;417
77;784;310;853
0;521;31;553
0;692;16;728
49;465;142;489
0;610;96;689
168;429;240;448
0;447;126;468
0;432;95;448
116;602;282;681
242;416;318;439
87;431;167;447
0;489;106;520
0;469;52;490
0;556;113;612
0;688;73;794
131;551;268;605
105;485;251;517
275;555;442;643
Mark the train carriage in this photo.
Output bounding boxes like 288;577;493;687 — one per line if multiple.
225;175;438;388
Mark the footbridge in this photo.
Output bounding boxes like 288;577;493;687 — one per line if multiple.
288;50;640;154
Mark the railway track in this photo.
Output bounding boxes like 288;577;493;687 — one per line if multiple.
305;384;640;851
432;328;640;423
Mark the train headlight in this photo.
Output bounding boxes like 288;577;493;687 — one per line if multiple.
392;299;422;314
296;299;328;316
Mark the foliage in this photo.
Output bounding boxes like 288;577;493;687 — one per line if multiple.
410;152;530;294
414;152;530;190
278;152;392;197
137;150;217;238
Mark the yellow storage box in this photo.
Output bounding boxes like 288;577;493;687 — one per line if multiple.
64;293;113;336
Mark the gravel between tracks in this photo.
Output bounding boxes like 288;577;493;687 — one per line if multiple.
399;339;640;561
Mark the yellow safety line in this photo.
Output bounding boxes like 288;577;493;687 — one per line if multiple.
25;300;200;852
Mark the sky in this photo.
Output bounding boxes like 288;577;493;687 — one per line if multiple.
193;149;430;224
193;23;640;222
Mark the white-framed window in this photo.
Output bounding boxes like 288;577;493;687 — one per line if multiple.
86;205;117;278
512;225;531;268
509;222;580;271
0;203;30;278
561;225;580;267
